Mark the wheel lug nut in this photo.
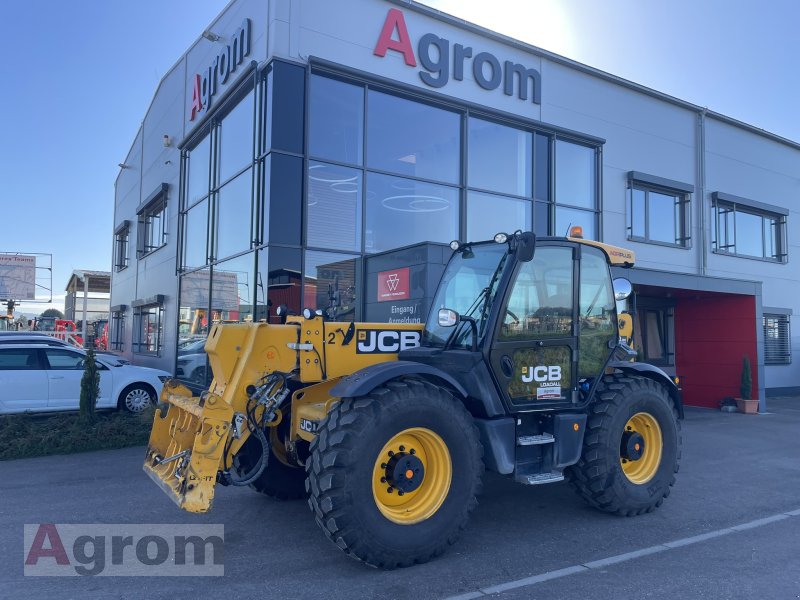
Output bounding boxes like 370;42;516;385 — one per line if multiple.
387;487;394;493
388;451;394;457
409;449;416;455
398;490;404;496
380;477;387;483
399;445;405;452
381;463;387;469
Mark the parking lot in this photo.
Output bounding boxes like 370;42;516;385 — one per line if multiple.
2;399;799;599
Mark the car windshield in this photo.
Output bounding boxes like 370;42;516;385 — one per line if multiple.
424;244;509;348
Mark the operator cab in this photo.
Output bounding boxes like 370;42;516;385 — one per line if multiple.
403;230;634;415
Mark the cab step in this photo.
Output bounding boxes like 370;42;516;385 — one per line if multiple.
515;472;565;485
517;433;555;446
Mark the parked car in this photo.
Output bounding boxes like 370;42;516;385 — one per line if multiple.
0;333;130;364
0;342;170;415
176;338;208;384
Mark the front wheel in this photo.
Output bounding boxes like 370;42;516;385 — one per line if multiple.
567;374;681;516
306;379;483;568
118;384;154;414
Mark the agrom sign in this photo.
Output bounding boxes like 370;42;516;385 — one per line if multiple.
190;19;252;121
374;8;541;104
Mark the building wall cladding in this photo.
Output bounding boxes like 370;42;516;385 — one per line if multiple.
111;0;799;394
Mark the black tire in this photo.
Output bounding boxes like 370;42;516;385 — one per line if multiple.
235;430;306;500
567;373;681;516
118;383;155;414
306;378;483;568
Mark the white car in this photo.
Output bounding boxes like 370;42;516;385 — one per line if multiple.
0;342;170;415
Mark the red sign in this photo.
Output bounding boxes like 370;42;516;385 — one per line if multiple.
377;267;410;302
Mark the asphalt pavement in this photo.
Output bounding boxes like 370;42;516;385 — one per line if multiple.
1;398;799;599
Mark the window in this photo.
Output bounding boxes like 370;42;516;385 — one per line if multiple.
763;313;791;364
712;192;787;262
578;247;617;378
304;250;359;321
110;309;126;351
0;349;40;370
307;162;362;252
44;349;85;370
137;184;168;256
633;306;674;366
365;173;459;253
467;118;531;197
627;174;691;247
309;74;364;165
215;168;253;260
114;223;130;271
466;191;530;242
554;140;597;239
367;90;461;184
134;304;164;355
500;246;574;341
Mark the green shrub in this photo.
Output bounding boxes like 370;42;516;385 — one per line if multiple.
740;355;752;400
0;409;154;460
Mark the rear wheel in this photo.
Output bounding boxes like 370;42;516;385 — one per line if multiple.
118;384;154;414
567;374;681;516
306;379;483;568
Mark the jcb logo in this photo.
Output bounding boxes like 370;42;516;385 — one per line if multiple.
356;330;421;354
521;365;562;383
299;418;319;433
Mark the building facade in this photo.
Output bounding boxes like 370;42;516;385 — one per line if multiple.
110;0;798;407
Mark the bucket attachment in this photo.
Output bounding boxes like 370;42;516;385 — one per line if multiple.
143;380;233;513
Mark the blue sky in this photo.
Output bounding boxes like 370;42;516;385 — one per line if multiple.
2;0;798;314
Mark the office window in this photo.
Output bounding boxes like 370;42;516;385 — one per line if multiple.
628;183;690;247
215;168;253;260
365;172;459;253
467;118;531;197
134;304;164;355
713;194;787;262
367;90;461;184
114;224;129;271
309;74;364;165
110;311;125;351
138;186;168;257
554;140;597;239
466;191;530;242
763;313;791;364
307;161;362;252
633;307;673;366
304;250;359;321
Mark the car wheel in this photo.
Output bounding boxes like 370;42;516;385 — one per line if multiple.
119;384;155;414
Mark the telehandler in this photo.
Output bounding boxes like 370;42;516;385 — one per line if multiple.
144;230;682;568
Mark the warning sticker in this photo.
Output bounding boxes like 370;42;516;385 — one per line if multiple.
536;386;561;400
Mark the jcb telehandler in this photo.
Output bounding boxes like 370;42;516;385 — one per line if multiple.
144;230;682;568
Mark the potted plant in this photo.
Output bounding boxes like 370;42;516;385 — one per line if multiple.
735;356;758;414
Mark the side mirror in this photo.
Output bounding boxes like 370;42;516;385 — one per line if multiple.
438;308;459;328
515;232;536;262
613;278;633;301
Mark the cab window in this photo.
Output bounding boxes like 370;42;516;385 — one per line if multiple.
500;246;574;340
578;247;617;377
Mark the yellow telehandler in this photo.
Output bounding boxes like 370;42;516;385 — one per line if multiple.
144;230;682;568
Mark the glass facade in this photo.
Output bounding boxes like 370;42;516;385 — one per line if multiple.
175;59;601;384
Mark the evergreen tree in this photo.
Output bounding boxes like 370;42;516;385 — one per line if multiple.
79;348;101;423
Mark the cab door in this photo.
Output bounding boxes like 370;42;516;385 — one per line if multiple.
489;244;578;411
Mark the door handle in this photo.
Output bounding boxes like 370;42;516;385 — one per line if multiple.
50;376;64;380
501;356;514;378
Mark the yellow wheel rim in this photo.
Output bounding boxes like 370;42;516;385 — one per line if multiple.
620;412;663;484
372;427;452;525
